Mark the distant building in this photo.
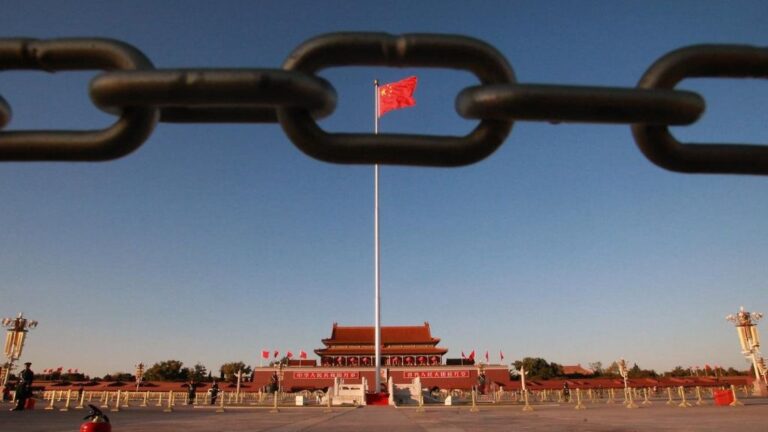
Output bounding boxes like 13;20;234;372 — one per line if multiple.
562;364;594;376
314;322;448;367
254;322;506;392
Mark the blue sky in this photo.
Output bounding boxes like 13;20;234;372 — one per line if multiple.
1;0;767;376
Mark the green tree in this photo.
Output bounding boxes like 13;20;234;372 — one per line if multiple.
106;371;134;382
144;360;188;381
665;365;688;377
588;361;603;376
627;363;657;378
604;361;620;377
189;363;208;382
219;362;252;383
512;357;563;380
269;356;290;367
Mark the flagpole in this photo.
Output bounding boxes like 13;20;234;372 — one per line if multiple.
374;79;382;394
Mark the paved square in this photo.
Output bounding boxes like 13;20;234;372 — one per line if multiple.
2;400;767;431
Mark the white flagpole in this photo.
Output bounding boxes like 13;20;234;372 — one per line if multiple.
373;79;382;394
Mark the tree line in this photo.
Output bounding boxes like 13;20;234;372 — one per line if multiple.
30;360;253;383
28;357;751;383
511;357;749;380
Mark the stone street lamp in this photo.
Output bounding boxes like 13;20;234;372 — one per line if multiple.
2;313;38;388
726;306;766;396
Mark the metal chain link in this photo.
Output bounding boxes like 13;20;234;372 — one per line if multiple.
632;45;768;175
0;33;766;174
0;94;9;129
91;69;337;123
279;33;515;167
0;38;158;161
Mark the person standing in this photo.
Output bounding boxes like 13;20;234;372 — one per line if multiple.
208;381;219;405
11;362;34;411
187;381;197;405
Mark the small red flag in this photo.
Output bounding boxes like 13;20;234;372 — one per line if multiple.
273;350;279;359
378;76;417;117
500;351;505;362
461;351;466;359
299;350;307;359
261;350;269;359
484;351;489;363
287;351;294;359
468;350;475;361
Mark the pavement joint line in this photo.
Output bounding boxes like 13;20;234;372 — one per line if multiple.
265;407;356;432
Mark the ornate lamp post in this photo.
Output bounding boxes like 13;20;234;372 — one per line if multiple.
726;306;766;396
618;358;629;393
2;313;38;388
134;362;145;391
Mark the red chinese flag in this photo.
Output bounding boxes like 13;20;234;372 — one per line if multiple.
484;351;489;363
461;351;466;359
287;351;294;359
468;350;475;361
261;350;270;359
378;76;417;117
500;351;504;362
273;350;279;359
299;350;307;360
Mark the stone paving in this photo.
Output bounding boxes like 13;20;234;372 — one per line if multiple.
2;400;767;431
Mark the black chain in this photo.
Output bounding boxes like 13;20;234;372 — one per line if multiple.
632;45;768;175
0;33;766;174
0;38;158;161
0;94;9;129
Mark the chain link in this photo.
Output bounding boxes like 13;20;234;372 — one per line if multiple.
280;33;515;167
456;84;703;125
0;38;158;161
0;94;9;129
632;45;768;175
0;33;766;174
91;69;337;123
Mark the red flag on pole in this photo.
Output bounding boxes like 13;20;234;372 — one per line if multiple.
484;351;489;363
468;350;475;361
500;351;505;362
299;350;307;360
287;351;294;359
461;351;466;359
378;76;417;117
273;350;279;359
261;350;270;359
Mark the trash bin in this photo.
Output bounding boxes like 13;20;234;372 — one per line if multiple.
713;389;733;406
24;398;35;410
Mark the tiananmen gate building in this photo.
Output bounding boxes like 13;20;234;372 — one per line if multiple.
253;322;512;392
315;322;447;367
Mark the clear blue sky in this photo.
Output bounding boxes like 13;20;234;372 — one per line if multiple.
1;0;767;377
